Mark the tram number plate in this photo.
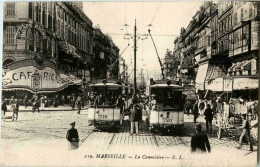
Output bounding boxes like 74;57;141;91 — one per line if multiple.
163;118;172;123
99;115;108;119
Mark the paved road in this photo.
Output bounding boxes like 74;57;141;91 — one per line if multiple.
0;110;257;166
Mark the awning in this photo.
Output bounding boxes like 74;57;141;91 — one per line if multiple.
73;53;82;59
195;63;209;91
228;63;238;72
235;61;246;71
241;60;251;70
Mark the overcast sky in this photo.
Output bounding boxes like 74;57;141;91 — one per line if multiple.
83;1;203;81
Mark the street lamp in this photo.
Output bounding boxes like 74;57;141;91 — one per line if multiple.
122;19;148;95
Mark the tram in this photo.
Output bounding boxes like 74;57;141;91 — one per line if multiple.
88;80;123;131
147;79;185;134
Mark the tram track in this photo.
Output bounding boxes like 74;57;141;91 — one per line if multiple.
79;129;95;146
177;136;190;148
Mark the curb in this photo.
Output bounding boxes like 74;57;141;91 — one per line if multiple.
7;108;89;112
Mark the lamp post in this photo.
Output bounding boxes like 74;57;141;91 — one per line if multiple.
123;19;148;95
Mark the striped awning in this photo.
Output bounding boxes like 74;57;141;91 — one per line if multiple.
241;60;251;70
228;63;238;72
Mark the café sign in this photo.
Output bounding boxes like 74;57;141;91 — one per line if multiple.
2;60;82;92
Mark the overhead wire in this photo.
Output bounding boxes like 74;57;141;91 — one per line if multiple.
150;1;161;26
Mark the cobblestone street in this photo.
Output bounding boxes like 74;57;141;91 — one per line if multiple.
0;110;257;166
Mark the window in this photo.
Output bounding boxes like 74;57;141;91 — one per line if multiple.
234;29;242;49
29;3;33;19
6;3;15;16
208;35;210;47
5;26;16;45
234;12;237;25
242;24;249;50
249;6;253;18
241;8;244;21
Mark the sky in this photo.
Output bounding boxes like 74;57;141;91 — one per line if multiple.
83;1;203;82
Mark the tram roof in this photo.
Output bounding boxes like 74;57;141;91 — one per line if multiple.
90;83;122;87
150;83;183;89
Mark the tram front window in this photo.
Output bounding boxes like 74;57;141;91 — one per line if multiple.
151;88;183;109
91;87;121;106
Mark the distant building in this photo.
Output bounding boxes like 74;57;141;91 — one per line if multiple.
92;27;120;80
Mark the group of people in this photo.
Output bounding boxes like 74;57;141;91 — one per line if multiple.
1;96;19;122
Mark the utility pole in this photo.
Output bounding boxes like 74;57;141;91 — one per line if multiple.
134;19;137;94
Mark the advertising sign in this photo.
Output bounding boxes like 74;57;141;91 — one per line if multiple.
2;60;82;92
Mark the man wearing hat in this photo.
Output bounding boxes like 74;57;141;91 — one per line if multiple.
237;114;253;151
66;122;80;150
1;98;7;122
191;124;211;153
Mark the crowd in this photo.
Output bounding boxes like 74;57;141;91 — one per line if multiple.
1;92;256;153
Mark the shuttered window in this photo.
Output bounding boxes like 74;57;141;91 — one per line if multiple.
5;26;16;45
6;3;15;16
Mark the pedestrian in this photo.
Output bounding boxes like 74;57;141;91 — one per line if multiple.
130;97;142;135
237;114;253;151
193;100;199;123
32;95;40;113
184;100;193;116
199;99;206;116
12;99;19;121
23;94;28;109
191;124;211;153
40;95;45;110
66;122;79;150
204;104;214;133
67;95;71;106
75;96;82;114
116;95;125;125
71;94;76;110
81;94;85;109
61;94;65;106
9;96;15;116
54;95;59;107
2;98;7;122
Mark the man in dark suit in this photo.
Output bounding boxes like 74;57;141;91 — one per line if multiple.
191;124;211;153
204;104;214;133
66;122;79;150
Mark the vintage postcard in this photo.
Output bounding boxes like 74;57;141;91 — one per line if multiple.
0;1;259;166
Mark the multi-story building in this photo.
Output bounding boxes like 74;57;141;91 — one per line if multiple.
92;27;120;81
226;2;259;98
163;49;174;80
167;2;259;100
2;2;94;97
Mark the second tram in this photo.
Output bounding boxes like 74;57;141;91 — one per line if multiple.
148;80;185;134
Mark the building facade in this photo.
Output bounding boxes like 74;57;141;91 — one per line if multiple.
170;1;259;100
2;2;94;96
92;27;120;81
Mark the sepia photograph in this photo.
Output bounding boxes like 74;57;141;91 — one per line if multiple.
0;1;259;166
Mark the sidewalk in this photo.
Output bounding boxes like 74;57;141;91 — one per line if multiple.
6;105;89;112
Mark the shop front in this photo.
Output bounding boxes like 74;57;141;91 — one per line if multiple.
2;59;82;100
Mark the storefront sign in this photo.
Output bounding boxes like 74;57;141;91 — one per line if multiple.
2;60;82;92
233;77;258;90
205;78;223;91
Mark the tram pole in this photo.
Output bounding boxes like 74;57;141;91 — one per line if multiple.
134;19;137;95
